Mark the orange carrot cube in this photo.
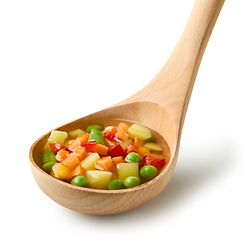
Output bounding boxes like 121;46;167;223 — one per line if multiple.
95;156;116;172
56;149;69;161
117;122;129;132
78;133;90;144
62;153;80;170
95;144;108;155
133;138;144;148
72;165;85;178
68;133;90;151
74;146;88;160
104;138;117;148
115;128;129;141
112;156;126;165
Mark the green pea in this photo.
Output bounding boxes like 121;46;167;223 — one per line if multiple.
87;125;102;133
89;129;104;145
42;150;57;164
71;176;89;187
108;179;124;190
125;152;141;163
140;165;158;180
124;176;140;188
42;161;56;173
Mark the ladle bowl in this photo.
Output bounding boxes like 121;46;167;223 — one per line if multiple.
29;0;225;215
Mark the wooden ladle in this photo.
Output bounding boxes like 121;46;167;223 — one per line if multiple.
29;0;225;215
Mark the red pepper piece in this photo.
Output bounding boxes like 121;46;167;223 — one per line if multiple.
81;141;97;152
140;155;165;168
104;127;120;141
49;142;70;154
107;144;126;157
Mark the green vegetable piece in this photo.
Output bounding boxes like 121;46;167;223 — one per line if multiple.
124;176;140;188
42;161;56;173
89;129;104;145
71;176;89;187
140;165;158;180
144;135;156;143
108;179;124;190
42;150;57;164
125;152;141;163
87;125;102;133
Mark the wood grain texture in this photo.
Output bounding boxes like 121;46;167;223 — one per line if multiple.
29;0;225;215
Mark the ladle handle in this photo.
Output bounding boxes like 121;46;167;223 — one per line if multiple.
124;0;225;124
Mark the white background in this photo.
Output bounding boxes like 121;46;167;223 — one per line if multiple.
1;0;243;239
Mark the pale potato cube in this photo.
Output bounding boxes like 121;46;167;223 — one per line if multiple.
116;163;140;182
85;170;112;190
68;129;85;138
80;153;100;171
47;130;68;145
143;143;162;152
127;124;151;141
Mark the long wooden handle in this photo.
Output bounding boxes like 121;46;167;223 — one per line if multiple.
123;0;225;122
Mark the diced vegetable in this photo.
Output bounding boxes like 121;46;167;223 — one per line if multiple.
95;156;116;172
61;153;80;170
51;163;72;182
42;150;56;164
81;141;97;152
104;127;118;140
126;145;140;154
68;133;90;151
138;147;150;155
120;139;133;150
127;124;151;141
89;129;104;145
80;152;100;171
56;149;69;161
140;165;158;180
72;165;85;177
143;143;162;152
108;179;124;190
42;150;58;173
112;156;126;165
107;144;126;157
68;129;86;138
71;176;88;187
116;163;140;182
115;128;129;141
77;133;90;144
125;152;141;163
49;142;68;154
87;125;102;133
47;130;68;145
42;161;56;173
102;126;114;134
73;146;88;161
104;137;117;148
95;144;108;155
133;138;144;147
140;155;165;168
124;176;139;188
85;170;112;190
117;122;129;131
